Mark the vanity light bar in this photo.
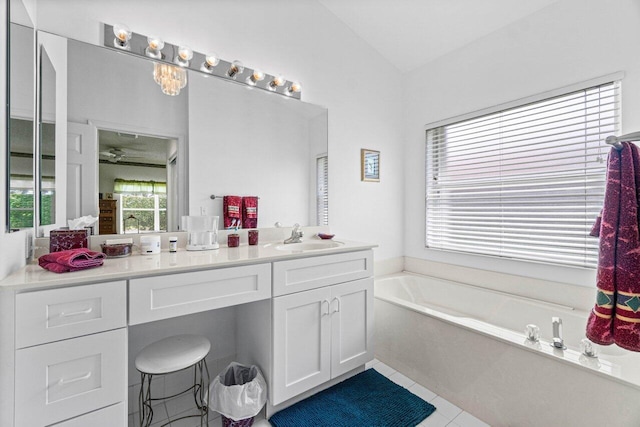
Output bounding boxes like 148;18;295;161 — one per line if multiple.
102;24;302;100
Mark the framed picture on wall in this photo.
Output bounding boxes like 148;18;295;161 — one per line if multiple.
361;149;380;182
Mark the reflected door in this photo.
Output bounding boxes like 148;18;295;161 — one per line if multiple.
67;122;98;220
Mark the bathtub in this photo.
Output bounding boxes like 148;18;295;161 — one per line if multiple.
374;273;640;427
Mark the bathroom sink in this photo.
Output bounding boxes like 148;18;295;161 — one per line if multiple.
273;240;344;252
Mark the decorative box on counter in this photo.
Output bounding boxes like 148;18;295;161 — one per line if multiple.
49;228;89;253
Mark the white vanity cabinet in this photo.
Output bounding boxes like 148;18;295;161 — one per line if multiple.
0;240;376;426
13;281;127;427
271;250;374;405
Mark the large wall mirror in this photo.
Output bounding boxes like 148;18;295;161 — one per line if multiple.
6;24;328;236
7;21;35;232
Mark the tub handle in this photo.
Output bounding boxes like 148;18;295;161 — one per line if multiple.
321;299;330;316
331;297;341;314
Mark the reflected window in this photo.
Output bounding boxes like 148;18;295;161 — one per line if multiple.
9;179;34;230
114;180;167;233
316;155;329;226
425;80;620;268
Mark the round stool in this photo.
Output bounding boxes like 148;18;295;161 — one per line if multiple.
135;334;211;427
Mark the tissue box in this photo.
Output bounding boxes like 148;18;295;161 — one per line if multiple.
49;228;89;253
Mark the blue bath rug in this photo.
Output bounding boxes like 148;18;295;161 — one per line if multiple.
269;368;436;427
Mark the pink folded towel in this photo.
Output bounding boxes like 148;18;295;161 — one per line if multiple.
39;248;106;274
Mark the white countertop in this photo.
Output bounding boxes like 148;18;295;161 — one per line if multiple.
0;239;377;291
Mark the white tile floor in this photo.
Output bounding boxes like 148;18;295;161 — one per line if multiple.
129;359;490;427
366;359;490;427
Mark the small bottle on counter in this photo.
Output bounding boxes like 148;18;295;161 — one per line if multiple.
169;236;178;252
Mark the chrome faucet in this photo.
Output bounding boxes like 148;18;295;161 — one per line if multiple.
551;317;566;349
284;223;304;244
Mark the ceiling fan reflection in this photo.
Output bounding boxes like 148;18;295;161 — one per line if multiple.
99;147;146;163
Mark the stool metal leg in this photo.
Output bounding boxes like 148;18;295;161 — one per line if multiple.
192;359;210;426
139;372;154;427
138;358;210;427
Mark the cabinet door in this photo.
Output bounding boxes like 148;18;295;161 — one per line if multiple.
330;277;374;378
272;287;332;405
50;402;125;427
15;328;126;427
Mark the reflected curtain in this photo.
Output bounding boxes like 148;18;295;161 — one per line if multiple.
113;179;166;194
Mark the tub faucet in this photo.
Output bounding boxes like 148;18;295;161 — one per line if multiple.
284;223;304;244
551;317;566;350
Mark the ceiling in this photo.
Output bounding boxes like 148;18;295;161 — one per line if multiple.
318;0;558;72
98;130;171;166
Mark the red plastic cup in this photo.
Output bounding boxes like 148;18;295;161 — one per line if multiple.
228;233;240;247
248;230;259;245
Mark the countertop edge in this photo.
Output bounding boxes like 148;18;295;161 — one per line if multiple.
0;240;378;292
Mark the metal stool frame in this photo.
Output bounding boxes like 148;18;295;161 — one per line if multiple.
138;358;210;427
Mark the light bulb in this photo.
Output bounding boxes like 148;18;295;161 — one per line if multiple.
247;69;265;85
145;36;164;58
113;23;132;50
175;46;193;66
227;60;244;78
286;81;302;95
202;53;220;71
269;75;285;91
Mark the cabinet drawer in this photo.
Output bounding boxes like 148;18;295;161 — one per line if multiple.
15;328;127;427
129;263;271;324
15;281;127;348
50;402;126;427
273;250;373;296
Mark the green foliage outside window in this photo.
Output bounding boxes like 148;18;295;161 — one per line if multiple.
122;194;167;233
9;193;34;229
9;192;54;229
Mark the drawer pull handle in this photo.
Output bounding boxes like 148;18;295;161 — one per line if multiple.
332;297;341;313
321;299;330;316
57;371;92;386
59;307;93;318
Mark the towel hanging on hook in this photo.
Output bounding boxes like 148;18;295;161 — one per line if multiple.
586;141;640;351
210;195;260;200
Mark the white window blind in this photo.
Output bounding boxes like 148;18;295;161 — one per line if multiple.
426;81;620;268
317;155;329;225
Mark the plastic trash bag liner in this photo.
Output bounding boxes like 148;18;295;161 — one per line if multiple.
209;362;267;421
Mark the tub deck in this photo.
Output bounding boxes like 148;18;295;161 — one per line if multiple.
374;272;640;426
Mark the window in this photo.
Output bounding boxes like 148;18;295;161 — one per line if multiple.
9;175;54;230
316;155;329;225
115;179;167;233
10;175;35;229
425;81;620;268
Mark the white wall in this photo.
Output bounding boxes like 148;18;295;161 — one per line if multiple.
403;0;640;287
34;0;405;261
